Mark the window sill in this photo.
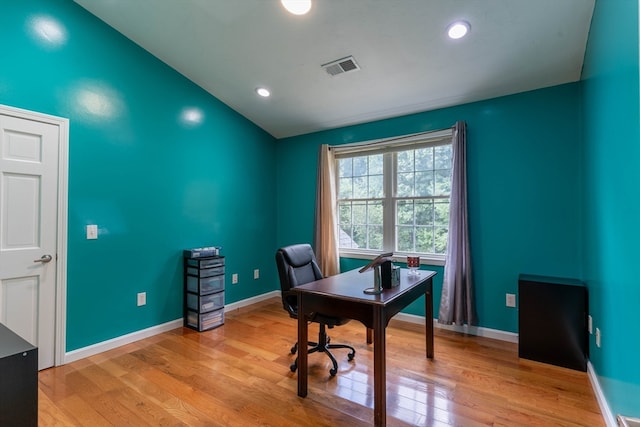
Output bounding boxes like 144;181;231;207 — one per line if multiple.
339;250;446;267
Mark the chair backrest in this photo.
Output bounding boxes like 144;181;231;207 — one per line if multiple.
275;244;323;318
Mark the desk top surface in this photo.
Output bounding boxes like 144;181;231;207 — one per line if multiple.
294;268;436;305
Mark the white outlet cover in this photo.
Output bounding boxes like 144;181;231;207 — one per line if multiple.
86;224;98;240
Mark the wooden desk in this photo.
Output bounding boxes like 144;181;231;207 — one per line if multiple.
294;267;437;427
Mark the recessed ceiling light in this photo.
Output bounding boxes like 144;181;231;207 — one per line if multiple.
281;0;312;15
256;87;271;98
447;21;470;39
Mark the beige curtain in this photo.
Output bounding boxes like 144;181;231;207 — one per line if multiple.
314;144;340;276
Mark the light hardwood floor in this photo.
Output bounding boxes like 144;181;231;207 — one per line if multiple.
38;298;604;426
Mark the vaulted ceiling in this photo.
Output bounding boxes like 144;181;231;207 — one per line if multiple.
73;0;595;138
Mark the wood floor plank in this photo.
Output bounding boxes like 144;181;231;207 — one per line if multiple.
39;298;603;426
117;370;212;426
37;389;83;427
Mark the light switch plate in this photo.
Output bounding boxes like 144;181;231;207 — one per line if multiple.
86;224;98;240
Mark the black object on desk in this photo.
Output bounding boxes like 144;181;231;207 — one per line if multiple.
0;323;38;427
518;274;588;371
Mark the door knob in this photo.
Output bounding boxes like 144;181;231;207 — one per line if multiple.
33;254;53;263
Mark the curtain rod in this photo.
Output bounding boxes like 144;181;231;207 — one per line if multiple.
328;125;454;151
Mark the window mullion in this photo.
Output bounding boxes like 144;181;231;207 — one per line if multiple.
383;152;395;252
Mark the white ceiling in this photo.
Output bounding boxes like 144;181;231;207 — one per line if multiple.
73;0;595;139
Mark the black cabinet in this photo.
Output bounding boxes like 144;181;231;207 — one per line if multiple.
518;274;588;371
0;323;37;427
184;255;225;331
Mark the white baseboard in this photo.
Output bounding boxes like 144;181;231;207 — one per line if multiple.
64;290;281;364
63;291;516;364
225;290;280;311
64;318;184;364
393;312;519;343
587;361;617;427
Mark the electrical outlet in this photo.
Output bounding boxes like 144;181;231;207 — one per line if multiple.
137;292;146;306
254;269;260;280
232;273;238;284
588;315;593;334
86;224;98;240
506;293;516;308
595;327;601;348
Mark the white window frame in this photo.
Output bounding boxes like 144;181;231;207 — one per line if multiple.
333;129;453;265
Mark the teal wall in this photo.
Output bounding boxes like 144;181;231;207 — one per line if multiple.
581;0;640;416
1;0;277;351
277;83;583;333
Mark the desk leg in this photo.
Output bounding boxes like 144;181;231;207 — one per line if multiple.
425;283;434;359
297;296;308;397
373;308;386;427
366;327;373;344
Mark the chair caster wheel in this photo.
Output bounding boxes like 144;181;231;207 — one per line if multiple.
348;352;355;361
329;368;337;376
290;345;297;355
290;363;297;373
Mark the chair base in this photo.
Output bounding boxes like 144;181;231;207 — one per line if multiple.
290;323;355;376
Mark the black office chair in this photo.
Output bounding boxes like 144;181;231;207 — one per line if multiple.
275;244;355;376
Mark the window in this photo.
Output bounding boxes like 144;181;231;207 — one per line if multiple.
335;131;452;261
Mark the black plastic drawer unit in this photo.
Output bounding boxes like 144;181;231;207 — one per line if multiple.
183;254;225;331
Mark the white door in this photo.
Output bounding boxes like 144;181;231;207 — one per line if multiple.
0;113;59;370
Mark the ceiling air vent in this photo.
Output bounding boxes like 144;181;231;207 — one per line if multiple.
322;56;360;77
